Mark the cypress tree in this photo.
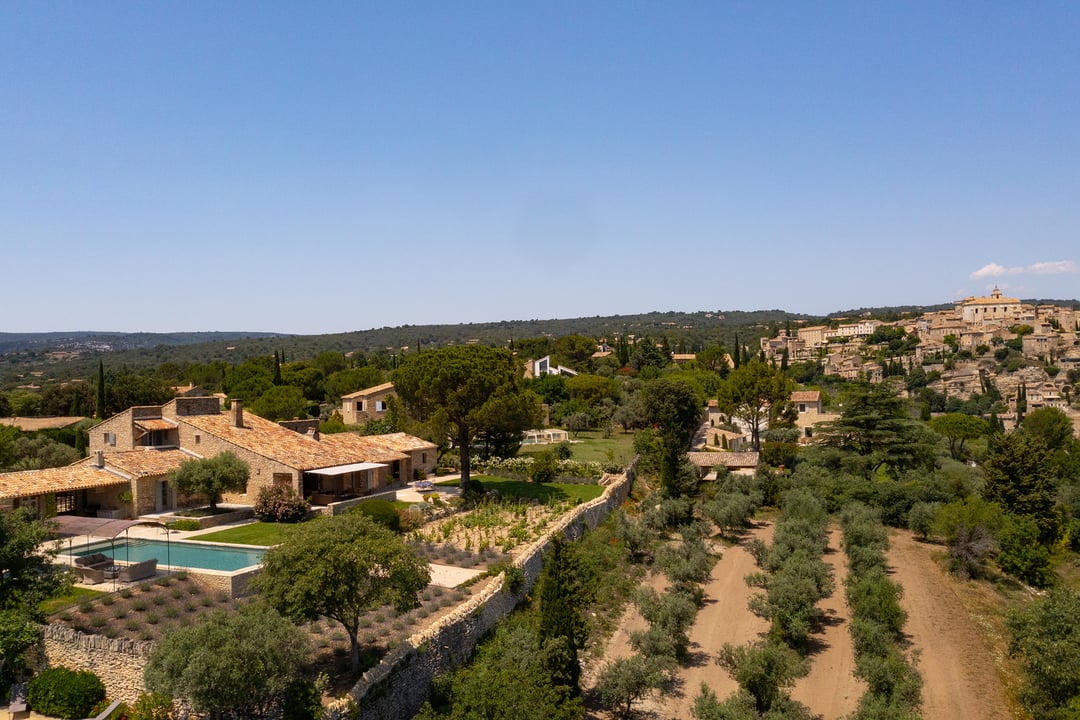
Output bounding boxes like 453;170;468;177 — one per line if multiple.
272;351;282;385
95;360;106;420
733;334;741;369
537;535;584;695
780;347;789;372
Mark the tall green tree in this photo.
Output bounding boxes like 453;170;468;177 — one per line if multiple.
253;512;430;673
929;413;988;460
95;360;106;420
815;382;929;477
639;378;703;495
1;509;70;685
169;452;249;511
392;345;532;487
716;359;792;451
1021;407;1075;453
984;433;1061;545
537;536;586;694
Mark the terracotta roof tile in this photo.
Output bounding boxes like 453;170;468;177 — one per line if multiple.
0;465;127;500
790;391;821;403
686;451;760;469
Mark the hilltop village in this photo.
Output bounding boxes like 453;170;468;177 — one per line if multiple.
758;287;1080;429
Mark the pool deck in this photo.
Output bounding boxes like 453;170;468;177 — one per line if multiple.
61;482;483;590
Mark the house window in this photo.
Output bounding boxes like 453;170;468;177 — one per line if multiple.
55;493;75;514
194;434;200;444
421;453;427;464
799;404;807;413
358;400;366;412
375;400;387;412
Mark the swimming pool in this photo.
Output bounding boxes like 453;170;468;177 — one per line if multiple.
70;538;266;572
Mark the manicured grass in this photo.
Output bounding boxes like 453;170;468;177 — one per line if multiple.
437;475;604;504
518;429;636;465
193;521;290;546
41;585;104;615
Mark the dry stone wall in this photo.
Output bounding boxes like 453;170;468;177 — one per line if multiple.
324;464;634;720
39;626;153;704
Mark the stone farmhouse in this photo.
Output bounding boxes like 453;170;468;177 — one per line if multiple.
340;381;397;425
0;396;436;519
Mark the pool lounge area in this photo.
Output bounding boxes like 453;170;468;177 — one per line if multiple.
59;533;268;597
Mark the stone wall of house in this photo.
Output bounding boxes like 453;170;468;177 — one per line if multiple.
88;410;136;454
39;626;154;704
172;421;299;505
324;464;635;720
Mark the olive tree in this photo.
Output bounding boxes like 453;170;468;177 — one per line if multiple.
253;512;430;673
169;452;249;511
144;602;308;719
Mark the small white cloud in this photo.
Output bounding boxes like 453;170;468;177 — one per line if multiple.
1028;260;1077;275
970;260;1076;280
971;263;1011;279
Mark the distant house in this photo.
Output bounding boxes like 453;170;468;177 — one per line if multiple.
341;382;396;425
528;355;578;378
789;389;841;443
790;390;822;415
686;451;760;477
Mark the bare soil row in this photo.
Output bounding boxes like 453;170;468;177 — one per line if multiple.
587;523;1013;720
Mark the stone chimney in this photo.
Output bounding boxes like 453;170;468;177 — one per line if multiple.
95;450;104;468
232;399;244;428
306;426;320;441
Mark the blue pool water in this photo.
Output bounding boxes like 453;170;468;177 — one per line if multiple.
72;538;265;572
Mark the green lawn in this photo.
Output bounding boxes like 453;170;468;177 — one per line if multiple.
41;585;104;615
517;429;636;465
192;521;290;546
436;475;605;504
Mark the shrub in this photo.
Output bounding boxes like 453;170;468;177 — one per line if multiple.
530;450;559;483
28;667;106;720
167;519;201;531
997;515;1054;588
127;692;174;720
352;499;401;532
254;485;311;523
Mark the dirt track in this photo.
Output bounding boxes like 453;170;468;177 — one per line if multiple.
789;527;864;718
588;523;1014;720
586;522;775;717
887;530;1011;720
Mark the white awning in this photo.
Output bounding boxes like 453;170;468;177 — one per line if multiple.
309;462;388;476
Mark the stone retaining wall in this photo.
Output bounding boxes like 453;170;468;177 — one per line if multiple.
325;462;635;720
160;507;254;529
38;626;154;704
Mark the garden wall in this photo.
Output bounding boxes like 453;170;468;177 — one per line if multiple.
324;463;635;720
38;625;154;704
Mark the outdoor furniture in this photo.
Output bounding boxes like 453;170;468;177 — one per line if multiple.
77;566;106;585
74;553;112;570
415;480;435;492
117;558;157;583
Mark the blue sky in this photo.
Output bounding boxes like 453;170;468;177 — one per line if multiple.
2;3;1078;334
